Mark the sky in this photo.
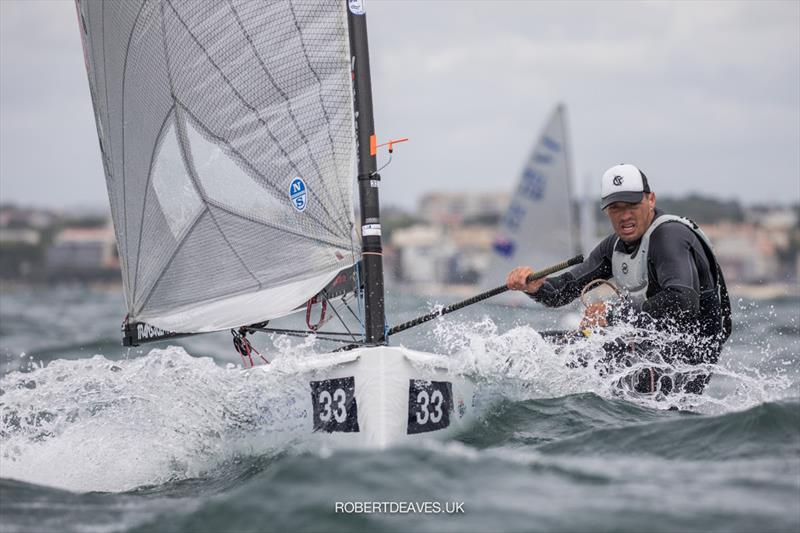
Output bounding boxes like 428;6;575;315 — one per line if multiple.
1;0;798;212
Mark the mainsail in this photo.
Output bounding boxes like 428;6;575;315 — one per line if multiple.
481;104;578;292
76;0;359;333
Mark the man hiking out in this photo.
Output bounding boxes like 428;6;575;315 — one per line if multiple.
506;163;732;395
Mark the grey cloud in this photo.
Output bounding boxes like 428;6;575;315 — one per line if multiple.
0;0;797;211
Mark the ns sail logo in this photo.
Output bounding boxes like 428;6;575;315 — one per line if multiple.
290;177;308;212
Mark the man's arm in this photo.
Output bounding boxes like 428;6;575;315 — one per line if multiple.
528;235;616;307
640;223;702;322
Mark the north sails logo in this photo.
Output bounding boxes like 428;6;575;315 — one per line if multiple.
290;177;307;212
137;323;170;340
621;262;629;274
613;175;624;186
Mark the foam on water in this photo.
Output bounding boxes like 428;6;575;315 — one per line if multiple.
0;347;323;492
421;313;797;414
1;300;796;494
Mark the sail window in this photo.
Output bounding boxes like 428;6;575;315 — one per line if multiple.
151;121;204;239
185;118;284;223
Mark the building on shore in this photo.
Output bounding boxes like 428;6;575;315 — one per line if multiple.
390;225;451;284
704;222;790;283
45;225;119;282
0;228;42;278
418;192;509;225
0;228;40;246
389;223;496;286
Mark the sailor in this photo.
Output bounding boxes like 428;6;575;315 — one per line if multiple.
506;163;732;395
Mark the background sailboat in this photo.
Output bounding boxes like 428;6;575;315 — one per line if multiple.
481;104;580;303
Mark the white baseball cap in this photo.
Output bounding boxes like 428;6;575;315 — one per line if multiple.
601;163;651;209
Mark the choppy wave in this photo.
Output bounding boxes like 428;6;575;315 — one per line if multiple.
1;316;797;495
0;348;316;492
466;395;800;460
425;316;798;414
2;394;798;533
1;293;798;532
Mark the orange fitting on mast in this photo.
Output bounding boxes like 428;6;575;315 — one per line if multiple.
376;137;409;154
370;134;377;156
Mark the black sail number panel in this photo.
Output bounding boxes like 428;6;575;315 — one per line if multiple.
407;380;453;434
310;376;359;433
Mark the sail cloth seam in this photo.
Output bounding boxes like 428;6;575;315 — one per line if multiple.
135;4;217;315
119;0;150;304
135;199;355;320
137;207;208;314
99;3;126;296
163;0;348;236
201;204;264;290
174;104;339;238
100;2;112;177
140;266;346;331
205;200;352;250
149;3;307;303
96;1;116;235
227;0;349;237
171;110;351;249
82;1;129;302
285;0;354;239
130;105;176;307
130;1;217;317
134;203;207;317
151;8;263;310
171;107;264;291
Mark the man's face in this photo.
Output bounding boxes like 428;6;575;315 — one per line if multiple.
605;192;656;243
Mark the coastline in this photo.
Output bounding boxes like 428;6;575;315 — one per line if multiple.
388;280;800;303
2;279;798;303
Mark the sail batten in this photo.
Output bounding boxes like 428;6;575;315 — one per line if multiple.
78;0;358;333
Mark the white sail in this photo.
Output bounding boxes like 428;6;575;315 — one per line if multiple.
76;0;358;332
481;104;577;294
73;0;486;450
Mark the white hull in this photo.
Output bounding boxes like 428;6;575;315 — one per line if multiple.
284;346;478;448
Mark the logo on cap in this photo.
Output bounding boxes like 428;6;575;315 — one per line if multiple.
613;175;624;186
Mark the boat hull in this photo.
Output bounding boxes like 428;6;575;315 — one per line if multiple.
289;346;477;448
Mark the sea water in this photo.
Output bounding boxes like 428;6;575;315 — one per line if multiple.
0;286;798;532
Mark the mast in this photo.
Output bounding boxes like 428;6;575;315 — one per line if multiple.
346;0;387;344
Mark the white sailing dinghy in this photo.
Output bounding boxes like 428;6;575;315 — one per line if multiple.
75;0;484;448
481;104;581;305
